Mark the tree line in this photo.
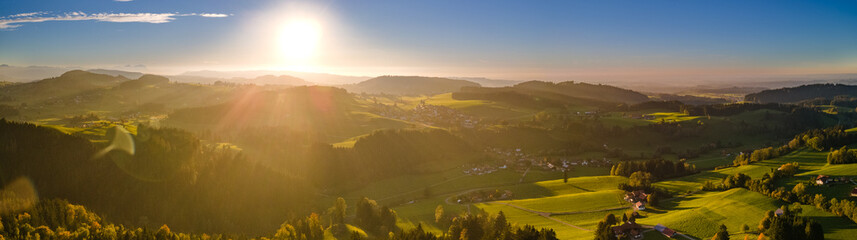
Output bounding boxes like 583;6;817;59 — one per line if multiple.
1;197;560;240
610;158;698;180
733;127;857;166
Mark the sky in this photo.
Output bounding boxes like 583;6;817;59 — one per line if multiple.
1;0;857;82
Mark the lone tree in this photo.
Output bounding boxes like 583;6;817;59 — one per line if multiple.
434;205;444;223
629;171;653;189
333;197;347;226
713;224;729;240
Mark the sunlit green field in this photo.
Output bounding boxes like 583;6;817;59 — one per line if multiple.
636;188;857;240
638;188;778;239
502;190;627;213
654;148;829;193
424;93;540;120
476;202;595;239
371;171;612;235
645;112;700;123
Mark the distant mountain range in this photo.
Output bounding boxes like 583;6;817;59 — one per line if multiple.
0;65;76;82
4;64;857;97
180;70;369;85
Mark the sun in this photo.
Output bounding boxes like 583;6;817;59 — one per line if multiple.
277;19;322;62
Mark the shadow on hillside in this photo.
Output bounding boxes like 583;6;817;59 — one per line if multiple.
814;216;857;233
567;184;594;192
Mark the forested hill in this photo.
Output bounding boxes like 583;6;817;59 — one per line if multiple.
165;86;357;133
0;70;128;100
514;81;650;104
343;75;480;95
0;119;314;235
745;83;857;103
451;80;650;109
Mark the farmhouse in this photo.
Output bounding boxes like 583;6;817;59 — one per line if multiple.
775;208;784;216
634;201;646;211
612;222;644;240
816;175;832;185
624;190;648;202
653;224;676;238
851;188;857;197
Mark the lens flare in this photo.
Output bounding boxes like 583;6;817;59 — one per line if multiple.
0;177;38;214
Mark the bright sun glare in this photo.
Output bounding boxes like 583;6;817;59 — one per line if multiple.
277;20;322;62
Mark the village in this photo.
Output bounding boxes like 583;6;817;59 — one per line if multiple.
373;100;482;129
462;147;614;176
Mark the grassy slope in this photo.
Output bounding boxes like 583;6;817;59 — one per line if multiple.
503;190;627;213
471;176;627;239
343;168;612;235
637;188;857;240
477;203;593;239
638;188;778;239
425;93;540;120
649;146;857;239
654;148;828;193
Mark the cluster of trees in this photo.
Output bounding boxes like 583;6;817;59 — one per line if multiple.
757;204;824;240
734;127;857;166
804;192;857;227
270;213;325;240
355;197;399;235
615;171;670;202
827;146;857;164
445;212;558;240
0;199;240;240
593;214;619;240
793;127;857;151
610;159;698;180
733;145;793;166
701;168;799;198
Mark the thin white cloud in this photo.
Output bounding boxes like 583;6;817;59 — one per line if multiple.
0;11;229;29
114;0;134;2
1;12;49;19
199;13;229;18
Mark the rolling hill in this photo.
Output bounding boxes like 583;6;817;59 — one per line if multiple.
343;76;481;95
450;80;650;110
0;70;128;102
745;83;857;103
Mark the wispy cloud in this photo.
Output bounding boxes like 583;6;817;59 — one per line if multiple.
0;11;229;29
114;0;134;2
1;12;49;18
199;13;229;18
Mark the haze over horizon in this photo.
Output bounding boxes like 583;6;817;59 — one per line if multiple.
2;0;857;83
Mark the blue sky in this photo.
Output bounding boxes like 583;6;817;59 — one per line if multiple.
1;0;856;81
